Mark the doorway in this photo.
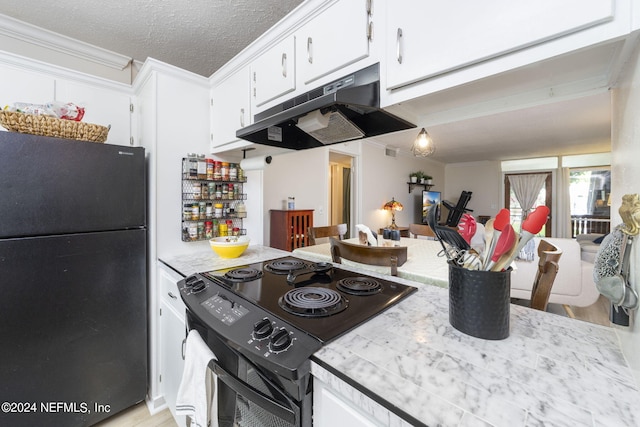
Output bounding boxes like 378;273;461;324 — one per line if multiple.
329;152;354;238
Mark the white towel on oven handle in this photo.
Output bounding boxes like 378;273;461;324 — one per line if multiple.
176;329;218;427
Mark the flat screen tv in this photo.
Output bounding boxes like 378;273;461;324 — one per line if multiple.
422;190;441;223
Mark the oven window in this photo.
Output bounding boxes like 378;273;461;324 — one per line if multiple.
234;367;295;427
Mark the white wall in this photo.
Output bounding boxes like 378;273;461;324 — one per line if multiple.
444;161;502;219
262;139;446;245
611;35;640;386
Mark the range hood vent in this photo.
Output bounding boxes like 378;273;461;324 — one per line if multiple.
236;63;415;150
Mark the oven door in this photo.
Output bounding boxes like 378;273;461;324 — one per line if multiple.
211;358;301;427
187;312;310;427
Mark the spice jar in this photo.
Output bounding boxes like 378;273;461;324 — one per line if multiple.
199;202;206;219
201;182;209;199
188;223;198;240
205;221;213;239
218;221;228;236
193;182;201;200
197;155;207;180
215;184;222;200
214;161;222;180
183;204;192;221
205;202;213;219
226;220;234;236
187;154;198;179
206;159;214;180
221;184;228;199
229;163;237;181
214;203;223;218
233;227;240;237
191;203;200;221
208;183;215;200
288;197;295;210
221;162;229;181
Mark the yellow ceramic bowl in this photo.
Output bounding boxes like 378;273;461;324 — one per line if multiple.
209;236;250;258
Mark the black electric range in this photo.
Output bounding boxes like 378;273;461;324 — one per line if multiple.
178;256;417;378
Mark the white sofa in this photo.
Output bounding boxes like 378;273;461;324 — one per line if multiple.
510;236;601;307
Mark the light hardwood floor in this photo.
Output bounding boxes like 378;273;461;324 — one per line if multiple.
94;402;177;427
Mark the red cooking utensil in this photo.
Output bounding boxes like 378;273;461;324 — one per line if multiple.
492;205;550;271
457;213;477;244
482;209;510;266
484;223;515;270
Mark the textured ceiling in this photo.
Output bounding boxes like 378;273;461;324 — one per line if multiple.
0;0;303;77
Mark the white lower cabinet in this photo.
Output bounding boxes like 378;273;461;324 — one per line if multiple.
158;265;187;427
313;378;381;427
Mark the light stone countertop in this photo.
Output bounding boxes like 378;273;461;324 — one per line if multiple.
162;246;640;427
159;244;289;276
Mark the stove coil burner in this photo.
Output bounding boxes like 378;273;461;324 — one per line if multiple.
279;287;348;317
336;277;382;295
224;267;263;282
265;259;309;274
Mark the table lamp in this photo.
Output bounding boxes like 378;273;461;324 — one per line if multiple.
383;198;403;229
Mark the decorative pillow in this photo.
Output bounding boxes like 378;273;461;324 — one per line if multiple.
593;234;607;244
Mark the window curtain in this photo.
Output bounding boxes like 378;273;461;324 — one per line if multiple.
342;167;351;237
556;167;572;238
508;173;548;222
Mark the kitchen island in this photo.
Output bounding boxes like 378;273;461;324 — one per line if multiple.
162;246;639;427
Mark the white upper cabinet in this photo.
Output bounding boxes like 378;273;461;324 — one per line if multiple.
251;36;296;109
295;0;371;86
210;66;252;151
386;0;617;90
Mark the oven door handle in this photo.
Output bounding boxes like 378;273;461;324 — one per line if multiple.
208;360;297;425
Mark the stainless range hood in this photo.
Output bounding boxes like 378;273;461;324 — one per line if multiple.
236;63;415;150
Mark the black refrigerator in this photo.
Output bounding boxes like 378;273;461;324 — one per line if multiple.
0;132;148;426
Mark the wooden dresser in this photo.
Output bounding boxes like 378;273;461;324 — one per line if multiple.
270;209;314;251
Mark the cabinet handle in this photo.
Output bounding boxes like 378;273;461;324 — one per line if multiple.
307;37;313;64
367;0;373;16
282;52;287;77
368;22;374;42
181;338;186;360
396;28;403;64
240;108;245;128
167;291;177;299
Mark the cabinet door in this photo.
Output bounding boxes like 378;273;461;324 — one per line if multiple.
211;66;252;149
313;378;380;427
296;0;370;86
159;300;187;427
251;36;296;108
158;266;187;427
55;79;132;145
386;0;614;90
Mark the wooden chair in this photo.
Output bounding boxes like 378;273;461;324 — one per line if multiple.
329;237;407;276
530;239;563;311
308;224;347;246
408;223;436;239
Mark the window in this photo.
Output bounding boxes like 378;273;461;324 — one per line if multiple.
504;173;552;237
569;168;611;236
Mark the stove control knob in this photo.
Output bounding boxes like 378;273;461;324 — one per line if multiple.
270;329;292;352
253;318;273;340
191;280;206;293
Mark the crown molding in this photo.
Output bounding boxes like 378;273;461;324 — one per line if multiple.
0;13;131;70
